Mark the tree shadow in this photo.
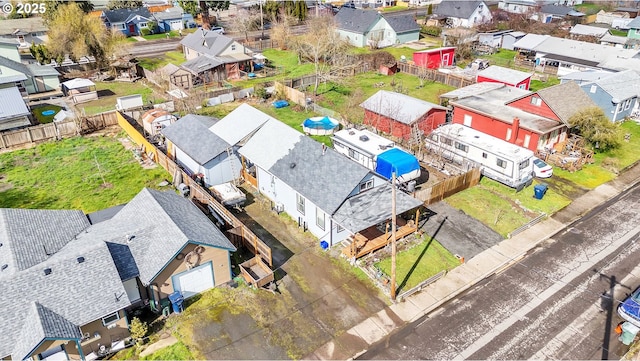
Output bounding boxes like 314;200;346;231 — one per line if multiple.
397;216;448;293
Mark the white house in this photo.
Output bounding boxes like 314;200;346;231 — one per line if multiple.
433;0;492;28
334;7;420;48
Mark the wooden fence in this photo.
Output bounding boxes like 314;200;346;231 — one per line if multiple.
275;81;308;106
414;167;481;205
115;112;273;267
398;63;476;88
241;38;282;51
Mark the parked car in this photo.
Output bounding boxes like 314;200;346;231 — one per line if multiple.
211;26;225;34
532;157;553;178
619;287;640;327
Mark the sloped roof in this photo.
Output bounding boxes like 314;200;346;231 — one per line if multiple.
529;36;640;66
62;78;96;90
540;4;579;16
209;103;273;145
440;82;505;100
360;90;447;125
152;7;183;20
0;17;47;36
0;87;30;128
628;17;640;29
570;24;609;37
585;69;640;101
180;55;224;74
383;13;420;34
238;118;303;171
102;7;153;23
434;0;484;19
477;65;532;85
162;114;229;165
269;136;371;214
512;33;550;50
524;81;598;123
334;7;380;34
333;183;423;233
559;70;613;83
0;55;59;77
27;64;59;77
180;29;234;56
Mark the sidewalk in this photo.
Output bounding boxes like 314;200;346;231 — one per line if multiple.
307;162;640;360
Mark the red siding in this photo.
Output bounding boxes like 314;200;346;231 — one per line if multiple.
413;48;455;69
364;109;447;140
507;95;559;121
476;75;532;91
451;106;542;151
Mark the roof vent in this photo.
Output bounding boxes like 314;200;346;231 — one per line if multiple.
359;135;369;142
474;135;480;138
290;162;296;169
126;234;135;243
77;256;85;264
1;264;7;271
348;130;355;135
44;268;52;276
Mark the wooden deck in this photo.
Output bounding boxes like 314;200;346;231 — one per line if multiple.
342;219;419;259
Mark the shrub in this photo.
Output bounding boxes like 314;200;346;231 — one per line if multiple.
421;26;442;37
140;28;151;36
129;317;148;344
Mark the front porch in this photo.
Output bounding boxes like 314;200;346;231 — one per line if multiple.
342;215;420;259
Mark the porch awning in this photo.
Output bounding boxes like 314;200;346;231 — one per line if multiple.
180;56;223;74
333;183;423;234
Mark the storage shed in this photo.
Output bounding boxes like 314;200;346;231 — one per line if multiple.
476;65;532;90
61;78;98;104
142;109;176;136
412;47;456;69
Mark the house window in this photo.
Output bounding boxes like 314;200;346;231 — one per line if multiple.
440;136;453;146
454;142;469;152
463;114;472;126
337;224;344;233
530;96;542;106
519;83;526;89
231;44;236;51
139;22;148;28
496;158;507;168
102;312;120;326
482;152;487;158
524;134;531;148
590;85;597;94
624;98;633;110
316;207;325;230
359;179;374;192
296;193;305;215
114;23;125;30
506;128;512;141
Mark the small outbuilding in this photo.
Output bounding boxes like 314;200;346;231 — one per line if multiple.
61;78;98;104
142;108;177;136
476;65;533;90
412;47;456;69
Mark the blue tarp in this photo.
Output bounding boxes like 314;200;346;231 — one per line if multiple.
302;116;338;130
375;148;420;180
272;100;289;108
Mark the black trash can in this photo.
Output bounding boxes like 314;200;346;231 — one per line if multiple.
533;183;548;200
168;291;184;314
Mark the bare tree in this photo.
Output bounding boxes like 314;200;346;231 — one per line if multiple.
270;11;296;50
291;15;352;96
229;8;260;41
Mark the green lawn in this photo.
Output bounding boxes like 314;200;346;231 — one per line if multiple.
375;236;459;293
610;29;628;37
254;103;333;146
137;51;185;71
31;104;63;124
80;81;162;115
576;2;611;15
143;31;180;40
142;341;194;360
529;76;560;92
481;49;517;68
0;136;170;212
445;177;572;238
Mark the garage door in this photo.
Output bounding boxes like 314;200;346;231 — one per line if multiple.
170;20;183;30
172;262;214;298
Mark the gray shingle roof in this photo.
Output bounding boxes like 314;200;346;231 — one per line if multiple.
102;7;153;23
180;55;224;74
77;188;236;285
383;14;420;34
335;7;380;34
540;4;576;16
269;137;371;214
0;240;130;359
333;183;423;233
585;69;640;101
628;17;640;29
180;29;234;57
0;208;90;278
152;7;183;21
434;0;483;19
534;81;599;123
162;114;229;165
210;103;273;145
360;90;447;125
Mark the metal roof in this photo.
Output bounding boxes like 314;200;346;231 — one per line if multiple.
570;24;609;37
512;34;550;50
62;78;96;90
440;82;505;100
477;65;532;85
210;103;273;145
332;128;395;158
238;118;303;170
162;114;228;165
360;90;447;125
0;87;31;127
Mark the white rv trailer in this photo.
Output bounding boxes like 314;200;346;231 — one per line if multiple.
332;128;421;183
425;124;534;189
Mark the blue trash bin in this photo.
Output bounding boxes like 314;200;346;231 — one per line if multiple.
533;184;548;200
168;291;184;314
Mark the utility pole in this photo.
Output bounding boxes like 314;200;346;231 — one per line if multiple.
391;172;397;301
260;0;264;39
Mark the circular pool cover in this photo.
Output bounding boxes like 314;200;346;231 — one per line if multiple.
41;110;56;116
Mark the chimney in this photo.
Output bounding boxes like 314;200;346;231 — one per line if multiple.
511;117;520;144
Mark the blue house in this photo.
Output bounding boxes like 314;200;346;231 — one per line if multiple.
102;7;157;36
580;70;640;121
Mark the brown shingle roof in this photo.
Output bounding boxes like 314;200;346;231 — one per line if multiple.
535;81;598;124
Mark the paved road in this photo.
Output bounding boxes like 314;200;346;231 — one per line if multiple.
361;182;640;360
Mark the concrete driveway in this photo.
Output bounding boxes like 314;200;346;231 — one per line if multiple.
420;201;504;261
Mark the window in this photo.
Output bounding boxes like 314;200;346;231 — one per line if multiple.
624;98;633;110
430;134;439;142
139;22;148;28
231;44;236;51
530;96;542;106
454;142;469;152
102;312;120;326
496;158;507;168
114;23;126;30
482;152;487;159
519;83;526;89
463;114;472;127
337;224;344;233
590;85;597;94
316;207;325;230
440;137;453;146
506;128;512;141
524;134;531;148
296;193;305;215
348;148;356;159
359;179;373;192
519;159;530;170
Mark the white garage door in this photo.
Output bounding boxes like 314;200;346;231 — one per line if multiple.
173;262;214;298
170;20;183;30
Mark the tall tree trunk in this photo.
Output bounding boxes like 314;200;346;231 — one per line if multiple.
200;1;210;29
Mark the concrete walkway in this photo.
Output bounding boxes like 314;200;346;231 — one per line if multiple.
139;335;178;358
308;162;640;360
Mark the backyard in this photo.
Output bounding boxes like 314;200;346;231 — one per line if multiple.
77;81;166;116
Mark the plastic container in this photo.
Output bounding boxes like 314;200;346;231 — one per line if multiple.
168;291;184;314
533;183;548;200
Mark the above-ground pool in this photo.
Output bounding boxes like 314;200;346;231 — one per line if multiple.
302;116;339;135
41;110;56;116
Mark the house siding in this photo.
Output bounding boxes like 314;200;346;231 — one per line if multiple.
507;95;560;121
31;340;79;360
202;151;241;186
337;29;367;47
628;28;640;39
413;48;455;69
580;83;637;121
78;310;129;357
218;41;250;57
363;108;446;139
152;243;232;300
396;31;420;44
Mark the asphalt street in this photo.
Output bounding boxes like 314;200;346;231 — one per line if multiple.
360;182;640;360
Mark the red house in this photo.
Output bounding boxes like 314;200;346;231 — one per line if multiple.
412;47;456;69
361;90;447;140
476;65;532;90
441;83;567;151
